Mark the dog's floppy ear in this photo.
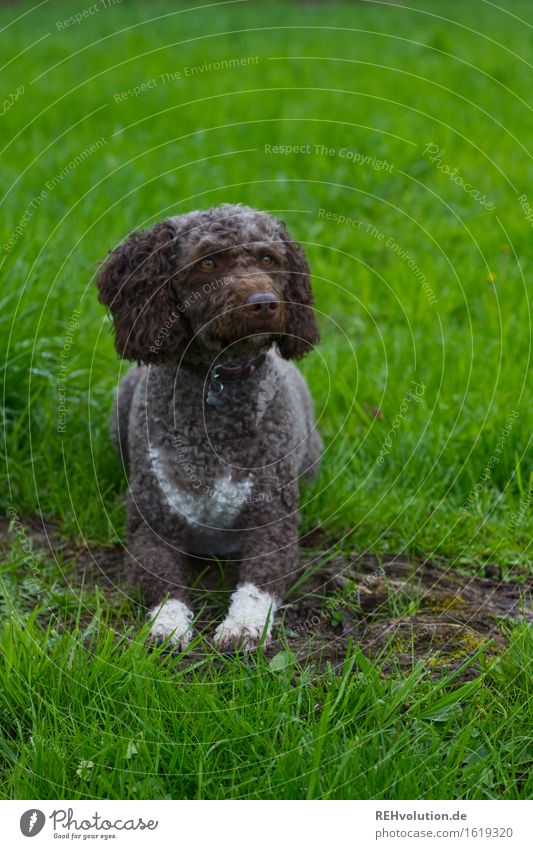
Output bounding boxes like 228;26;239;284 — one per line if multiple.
277;222;320;360
96;220;187;364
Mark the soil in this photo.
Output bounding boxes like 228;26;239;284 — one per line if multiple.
2;515;532;678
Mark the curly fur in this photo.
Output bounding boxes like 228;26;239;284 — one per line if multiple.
97;203;322;650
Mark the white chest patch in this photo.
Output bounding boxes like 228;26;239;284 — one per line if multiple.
149;446;253;529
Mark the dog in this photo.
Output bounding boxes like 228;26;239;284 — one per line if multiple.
96;203;322;650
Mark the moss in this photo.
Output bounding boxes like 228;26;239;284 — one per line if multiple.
422;593;466;612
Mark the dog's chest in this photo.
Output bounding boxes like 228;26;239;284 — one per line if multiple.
148;443;253;528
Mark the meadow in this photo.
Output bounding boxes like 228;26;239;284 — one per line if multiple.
0;0;531;799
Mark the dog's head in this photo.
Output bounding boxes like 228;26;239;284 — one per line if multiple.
96;204;319;365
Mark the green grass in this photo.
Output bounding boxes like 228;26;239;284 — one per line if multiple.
1;0;532;799
0;613;531;799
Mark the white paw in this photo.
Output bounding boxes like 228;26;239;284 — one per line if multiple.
214;583;278;652
147;599;194;650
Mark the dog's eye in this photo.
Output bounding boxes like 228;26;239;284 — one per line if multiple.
198;257;216;270
259;254;274;267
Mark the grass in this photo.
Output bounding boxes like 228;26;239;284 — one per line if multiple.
0;614;531;799
0;0;532;799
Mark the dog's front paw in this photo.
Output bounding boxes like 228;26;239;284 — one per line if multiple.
213;583;278;652
214;619;267;652
147;598;194;650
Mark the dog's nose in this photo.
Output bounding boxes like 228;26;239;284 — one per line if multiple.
245;292;279;317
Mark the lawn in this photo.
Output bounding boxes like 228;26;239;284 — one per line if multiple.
0;0;532;799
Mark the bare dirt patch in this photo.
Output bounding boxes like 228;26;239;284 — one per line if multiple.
63;541;533;677
276;550;531;677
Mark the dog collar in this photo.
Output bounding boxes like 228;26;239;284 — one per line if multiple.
206;353;266;407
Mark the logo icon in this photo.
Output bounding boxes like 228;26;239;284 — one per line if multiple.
20;810;46;837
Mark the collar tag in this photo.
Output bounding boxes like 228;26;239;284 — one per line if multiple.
205;354;266;408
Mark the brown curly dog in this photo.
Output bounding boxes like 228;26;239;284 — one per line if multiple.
96;203;322;651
